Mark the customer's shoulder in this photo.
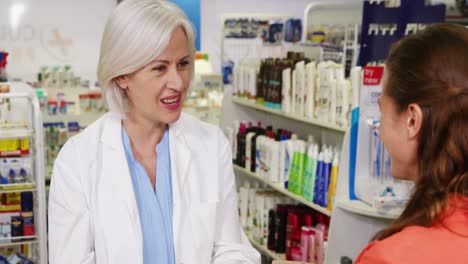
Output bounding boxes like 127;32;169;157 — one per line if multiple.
356;225;468;264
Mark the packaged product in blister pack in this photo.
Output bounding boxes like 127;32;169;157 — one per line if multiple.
353;65;413;214
0;157;33;185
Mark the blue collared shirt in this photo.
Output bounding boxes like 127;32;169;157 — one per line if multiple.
122;127;175;264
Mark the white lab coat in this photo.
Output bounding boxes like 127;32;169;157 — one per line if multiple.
48;112;260;264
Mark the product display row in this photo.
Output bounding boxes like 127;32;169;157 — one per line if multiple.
232;51;353;129
224;17;302;43
227;121;340;212
238;184;331;263
37;65;96;90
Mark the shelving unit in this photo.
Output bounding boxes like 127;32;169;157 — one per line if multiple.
0;82;48;263
219;8;360;263
232;97;347;133
234;165;332;216
246;234;285;261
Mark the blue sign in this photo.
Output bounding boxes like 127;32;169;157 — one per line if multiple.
358;0;445;66
169;0;201;51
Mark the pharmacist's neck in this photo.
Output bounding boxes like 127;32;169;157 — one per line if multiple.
122;113;167;151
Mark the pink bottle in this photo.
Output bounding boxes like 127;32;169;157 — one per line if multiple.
308;229;316;263
315;229;325;264
300;226;310;261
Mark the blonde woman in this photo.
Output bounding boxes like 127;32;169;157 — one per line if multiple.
48;0;260;263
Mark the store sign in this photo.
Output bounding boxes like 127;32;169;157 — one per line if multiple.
358;0;445;66
0;0;116;83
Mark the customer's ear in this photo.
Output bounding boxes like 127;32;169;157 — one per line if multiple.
406;103;423;140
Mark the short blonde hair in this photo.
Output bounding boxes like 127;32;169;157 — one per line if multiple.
97;0;195;116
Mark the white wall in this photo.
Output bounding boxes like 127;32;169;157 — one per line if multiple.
0;0;116;83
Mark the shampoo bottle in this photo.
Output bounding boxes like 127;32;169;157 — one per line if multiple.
305;61;316;119
327;152;340;211
281;68;292;113
295;61;305;117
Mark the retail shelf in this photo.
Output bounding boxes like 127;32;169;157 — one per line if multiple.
234;164;332;216
336;200;400;219
246;234;285;260
0;236;38;247
0;128;33;140
232;97;347;133
0;183;36;189
0;185;37;194
0;92;33;99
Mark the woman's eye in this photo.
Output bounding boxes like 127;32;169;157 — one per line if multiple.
178;60;190;68
152;65;167;72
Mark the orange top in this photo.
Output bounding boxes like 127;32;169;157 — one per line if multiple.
356;197;468;264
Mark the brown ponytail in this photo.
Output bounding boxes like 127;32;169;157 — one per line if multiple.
373;23;468;241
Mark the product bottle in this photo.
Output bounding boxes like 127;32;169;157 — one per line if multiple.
308;229;316;263
315;228;325;264
269;139;281;183
239;62;246;98
281;68;292;113
291;69;297;115
300;226;311;261
236;123;247;166
233;121;240;162
305;61;317;119
295;61;305;117
256;60;265;103
284;139;296;189
239;184;250;227
248;62;257;102
267;208;277;250
302;144;319;202
274;205;289;253
327;152;340;211
251;126;265;172
329;78;337;125
313;152;325;205
321;150;333;207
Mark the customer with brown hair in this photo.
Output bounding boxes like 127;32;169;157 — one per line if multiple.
356;23;468;263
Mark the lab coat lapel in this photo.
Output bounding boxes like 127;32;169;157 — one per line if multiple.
99;113;143;261
169;114;194;261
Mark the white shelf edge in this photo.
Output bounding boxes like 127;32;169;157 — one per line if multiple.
234;164;332;216
0;236;38;247
0;128;33;139
336;200;400;220
246;233;285;260
0;92;33;99
232;97;347;133
0;187;37;194
0;183;36;188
